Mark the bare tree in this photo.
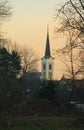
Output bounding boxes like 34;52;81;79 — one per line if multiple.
55;0;84;49
56;30;84;79
0;0;12;47
0;0;11;23
54;0;84;79
55;30;84;100
19;45;39;76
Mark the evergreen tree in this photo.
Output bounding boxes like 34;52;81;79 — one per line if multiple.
0;47;22;126
0;48;10;76
0;47;21;77
39;80;56;101
9;50;21;77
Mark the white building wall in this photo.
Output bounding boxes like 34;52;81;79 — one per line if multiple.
41;57;54;80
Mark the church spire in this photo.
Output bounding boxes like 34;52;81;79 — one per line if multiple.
45;25;51;58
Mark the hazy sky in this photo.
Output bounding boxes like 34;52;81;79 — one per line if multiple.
3;0;66;79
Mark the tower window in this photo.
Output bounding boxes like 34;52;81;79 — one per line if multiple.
49;72;52;76
43;64;45;70
49;64;51;70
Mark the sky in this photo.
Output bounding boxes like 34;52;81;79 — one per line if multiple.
2;0;66;80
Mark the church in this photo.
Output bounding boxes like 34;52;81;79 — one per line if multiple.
41;26;54;80
26;26;55;99
26;26;54;81
26;27;82;103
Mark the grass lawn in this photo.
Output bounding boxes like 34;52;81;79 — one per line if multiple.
0;116;84;130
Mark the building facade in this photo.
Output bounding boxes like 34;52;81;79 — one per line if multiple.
41;26;54;80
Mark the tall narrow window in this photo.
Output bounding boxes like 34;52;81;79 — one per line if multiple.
49;64;51;70
43;64;45;70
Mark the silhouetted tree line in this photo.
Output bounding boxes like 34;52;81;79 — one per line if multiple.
0;47;24;126
0;0;84;126
54;0;84;106
39;80;56;101
0;0;39;126
38;79;84;114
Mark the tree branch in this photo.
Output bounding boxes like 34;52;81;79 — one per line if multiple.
70;0;84;21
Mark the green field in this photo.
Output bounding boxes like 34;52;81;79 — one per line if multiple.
0;116;84;130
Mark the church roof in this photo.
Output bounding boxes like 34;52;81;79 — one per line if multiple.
57;77;72;92
44;26;51;58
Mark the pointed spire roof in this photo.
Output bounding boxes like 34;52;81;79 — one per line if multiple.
44;25;51;58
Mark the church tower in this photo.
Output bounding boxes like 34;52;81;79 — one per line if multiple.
41;26;54;80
